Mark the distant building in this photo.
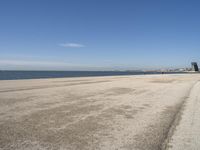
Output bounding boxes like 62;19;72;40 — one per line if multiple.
191;62;199;71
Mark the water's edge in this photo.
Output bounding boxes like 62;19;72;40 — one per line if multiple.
0;70;189;80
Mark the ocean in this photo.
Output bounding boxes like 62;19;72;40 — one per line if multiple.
0;70;186;80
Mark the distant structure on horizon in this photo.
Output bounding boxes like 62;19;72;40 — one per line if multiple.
191;62;199;72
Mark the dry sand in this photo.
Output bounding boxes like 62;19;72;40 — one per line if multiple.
0;74;200;150
166;79;200;150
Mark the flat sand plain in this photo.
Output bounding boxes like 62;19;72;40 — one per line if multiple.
0;74;200;150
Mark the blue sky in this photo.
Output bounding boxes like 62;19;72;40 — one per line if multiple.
0;0;200;70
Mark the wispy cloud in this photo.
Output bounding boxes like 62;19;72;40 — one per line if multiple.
59;42;85;48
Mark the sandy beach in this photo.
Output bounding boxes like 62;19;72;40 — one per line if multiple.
0;74;200;150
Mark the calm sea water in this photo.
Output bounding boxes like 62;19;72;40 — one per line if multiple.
0;70;186;80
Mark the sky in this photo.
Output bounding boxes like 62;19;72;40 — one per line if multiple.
0;0;200;71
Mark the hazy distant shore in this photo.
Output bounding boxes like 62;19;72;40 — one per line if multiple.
0;74;200;149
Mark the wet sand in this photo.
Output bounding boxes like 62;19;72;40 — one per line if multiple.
0;74;200;150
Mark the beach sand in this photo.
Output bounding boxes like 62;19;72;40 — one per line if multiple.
0;74;200;150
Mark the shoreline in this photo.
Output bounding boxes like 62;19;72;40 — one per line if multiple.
0;70;194;80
